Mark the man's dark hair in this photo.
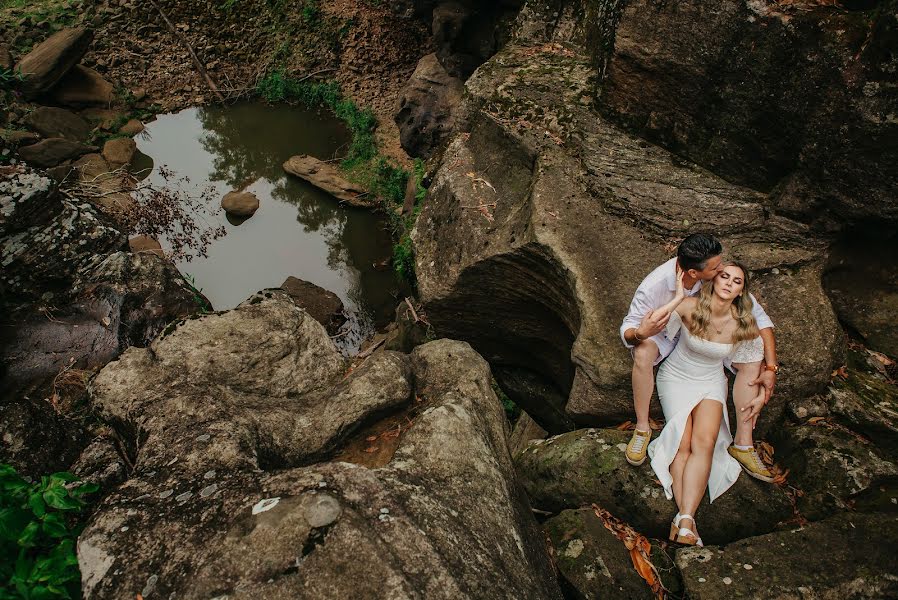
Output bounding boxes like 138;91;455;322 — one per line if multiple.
677;233;723;271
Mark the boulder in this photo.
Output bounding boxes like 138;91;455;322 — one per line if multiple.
0;129;40;147
18;137;95;167
413;33;840;433
676;513;898;599
23;106;91;141
71;437;128;495
508;411;547;457
395;52;464;158
824;234;898;358
828;367;898;451
220;190;259;217
79;108;126;131
278;276;346;335
15;27;93;99
101;137;136;168
128;234;164;257
0;43;11;70
118;119;145;136
383;298;431;353
0;164;59;235
600;0;898;230
773;423;898;521
514;428;794;545
50;64;115;106
544;508;682;600
79;309;562;599
0;398;85;479
283;155;375;208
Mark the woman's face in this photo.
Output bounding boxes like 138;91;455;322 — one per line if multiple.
714;265;746;301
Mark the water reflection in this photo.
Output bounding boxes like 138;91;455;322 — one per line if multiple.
135;102;399;351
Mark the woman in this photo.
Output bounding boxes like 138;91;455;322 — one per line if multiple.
646;262;766;546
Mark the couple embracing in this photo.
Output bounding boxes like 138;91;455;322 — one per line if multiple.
620;234;779;547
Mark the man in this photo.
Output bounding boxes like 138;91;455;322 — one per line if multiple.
619;233;779;480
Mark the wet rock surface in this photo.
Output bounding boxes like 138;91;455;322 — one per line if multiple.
80;307;561;599
515;429;793;546
676;513;898;599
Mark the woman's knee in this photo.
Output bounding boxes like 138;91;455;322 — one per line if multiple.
690;431;716;454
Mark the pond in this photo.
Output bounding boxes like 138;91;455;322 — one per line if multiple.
134;102;400;352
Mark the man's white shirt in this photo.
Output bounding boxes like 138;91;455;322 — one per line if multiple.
620;258;774;357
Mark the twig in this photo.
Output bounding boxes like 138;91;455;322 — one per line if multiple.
356;338;384;360
404;297;420;323
148;0;225;102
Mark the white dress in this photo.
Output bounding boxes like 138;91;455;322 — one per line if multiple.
647;312;765;502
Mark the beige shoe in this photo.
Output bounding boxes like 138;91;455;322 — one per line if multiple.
625;429;651;466
728;445;775;483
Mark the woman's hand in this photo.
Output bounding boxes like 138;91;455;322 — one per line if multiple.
674;266;686;300
741;392;766;426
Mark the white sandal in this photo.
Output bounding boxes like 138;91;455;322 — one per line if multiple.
669;513;703;547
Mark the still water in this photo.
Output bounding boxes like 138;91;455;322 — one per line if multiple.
134;102;399;351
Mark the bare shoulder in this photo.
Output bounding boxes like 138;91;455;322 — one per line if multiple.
677;296;698;316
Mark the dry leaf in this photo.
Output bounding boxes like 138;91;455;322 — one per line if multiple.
616;420;634;431
366;435;378;442
592;504;666;599
364;446;378;453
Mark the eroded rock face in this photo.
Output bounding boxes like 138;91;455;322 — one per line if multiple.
413;8;842;433
80;302;561;599
601;0;898;230
514;429;793;545
676;513;898;599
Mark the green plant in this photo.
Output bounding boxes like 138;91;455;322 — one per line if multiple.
0;464;98;599
301;0;319;23
491;380;520;423
392;234;416;287
183;273;212;313
0;66;24;91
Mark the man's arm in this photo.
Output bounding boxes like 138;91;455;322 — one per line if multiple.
620;286;655;349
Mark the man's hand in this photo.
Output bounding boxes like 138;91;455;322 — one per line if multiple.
751;369;777;403
636;309;670;340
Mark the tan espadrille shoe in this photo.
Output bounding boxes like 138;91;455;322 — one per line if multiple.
625;429;652;466
728;445;775;483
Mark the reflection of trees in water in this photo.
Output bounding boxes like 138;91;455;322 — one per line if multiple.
192;103;398;324
197;106;284;188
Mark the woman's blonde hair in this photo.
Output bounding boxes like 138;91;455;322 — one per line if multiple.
688;261;760;343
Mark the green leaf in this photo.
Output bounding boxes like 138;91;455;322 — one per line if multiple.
0;507;31;541
49;473;77;484
42;486;81;511
41;513;69;539
29;493;47;518
70;482;99;497
17;520;40;547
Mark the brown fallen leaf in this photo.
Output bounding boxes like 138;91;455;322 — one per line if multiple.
364;446;378;453
366;435;378;442
592;504;667;599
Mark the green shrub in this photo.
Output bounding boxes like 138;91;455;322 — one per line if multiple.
392;234;416;286
0;464;98;599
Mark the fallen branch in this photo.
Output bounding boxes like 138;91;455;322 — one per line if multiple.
356;338;385;360
148;0;225;102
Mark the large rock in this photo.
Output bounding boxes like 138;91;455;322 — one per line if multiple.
220;190;259;218
23;106;92;141
15;27;93;99
773;423;898;521
514;428;794;545
824;234;898;358
0;165;58;234
18;137;95;168
79;315;562;599
101;137;137;169
395;52;464;158
676;513;898;599
279;276;346;335
600;0;898;230
412;24;842;433
828;366;898;450
283;155;375;208
50;64;115;106
544;508;682;600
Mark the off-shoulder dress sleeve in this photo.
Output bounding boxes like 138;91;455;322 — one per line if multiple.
732;336;764;363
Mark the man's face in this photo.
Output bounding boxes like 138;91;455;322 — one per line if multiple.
691;255;724;282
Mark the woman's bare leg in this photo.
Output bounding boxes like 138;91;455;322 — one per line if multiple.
679;399;724;537
732;362;763;446
670;414;693;509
